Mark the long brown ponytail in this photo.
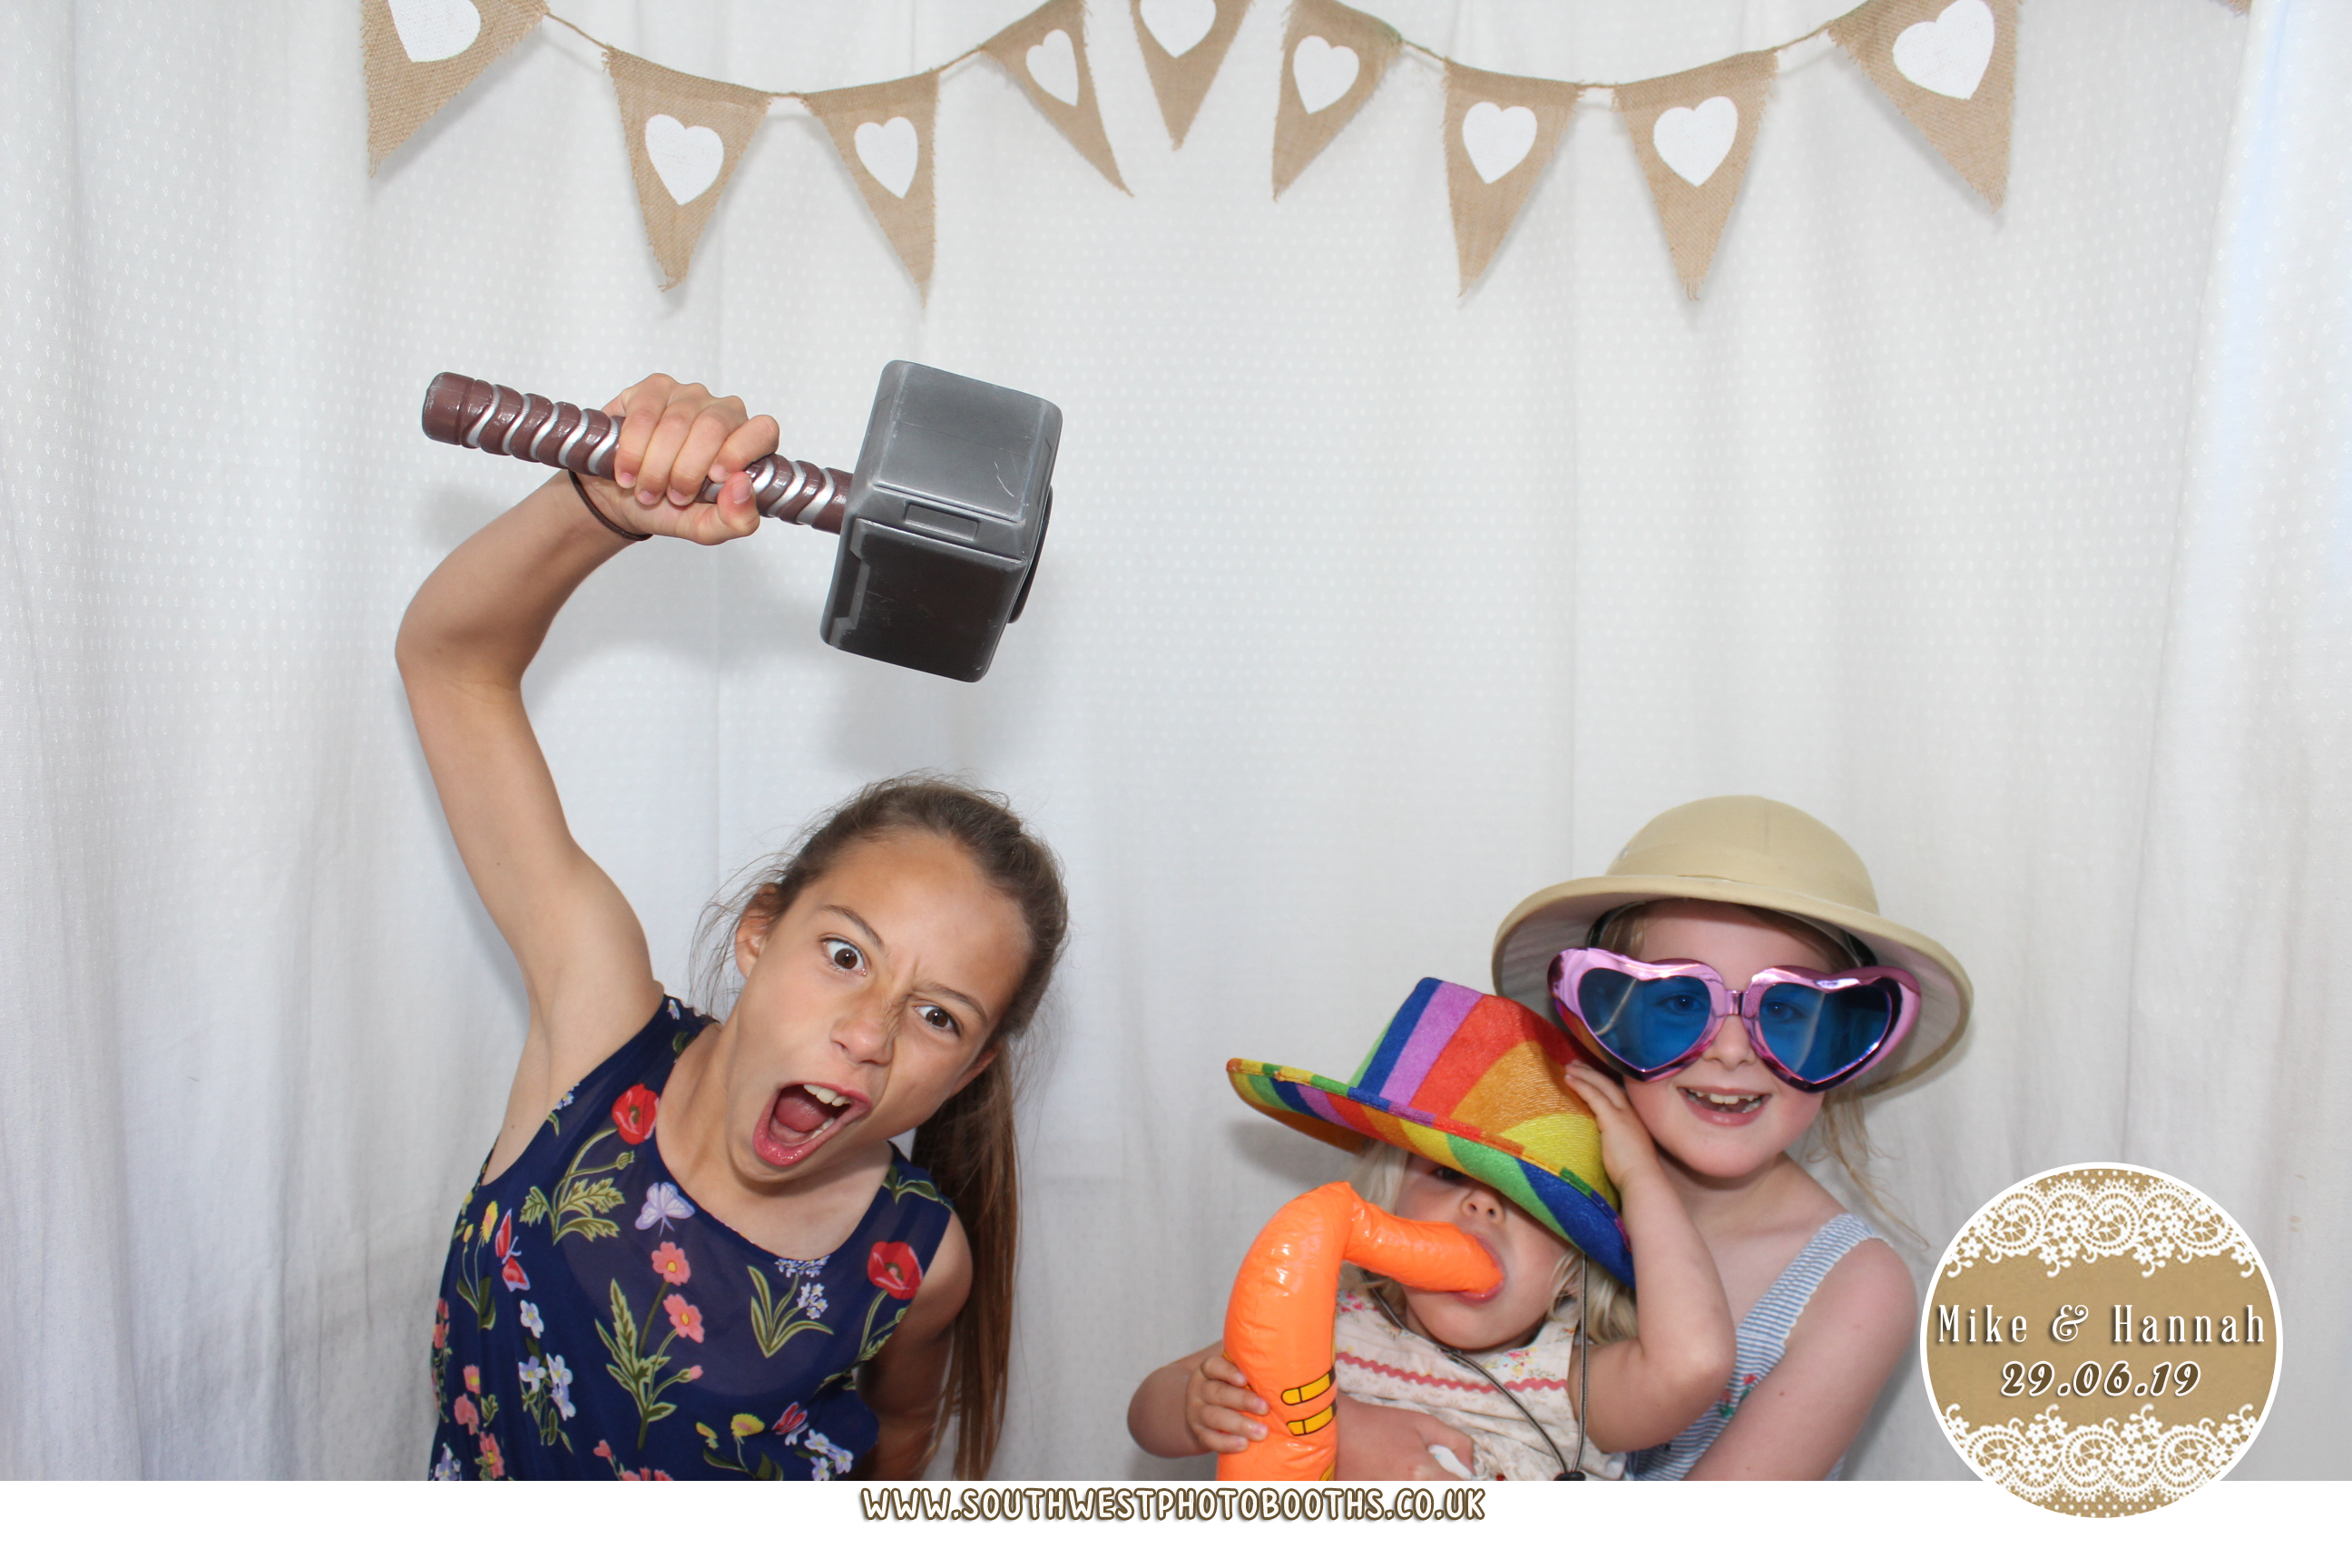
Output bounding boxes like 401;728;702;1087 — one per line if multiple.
695;773;1068;1478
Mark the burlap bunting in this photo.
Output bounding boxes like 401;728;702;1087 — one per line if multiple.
799;74;942;297
981;0;1126;191
1271;0;1401;198
1614;50;1777;299
361;0;545;172
1829;0;2017;209
605;52;772;290
356;0;2247;305
1129;0;1253;149
1443;64;1583;293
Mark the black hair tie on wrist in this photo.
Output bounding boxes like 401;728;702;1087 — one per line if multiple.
571;470;652;542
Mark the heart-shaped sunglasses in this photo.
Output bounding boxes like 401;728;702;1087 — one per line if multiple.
1547;947;1920;1093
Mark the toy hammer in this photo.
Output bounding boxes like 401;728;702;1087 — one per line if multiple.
422;363;1058;682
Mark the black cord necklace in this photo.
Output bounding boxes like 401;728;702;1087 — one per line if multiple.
1365;1254;1592;1481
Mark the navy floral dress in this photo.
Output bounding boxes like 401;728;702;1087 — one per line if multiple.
429;997;956;1480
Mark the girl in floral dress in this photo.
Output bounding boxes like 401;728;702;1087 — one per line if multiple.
401;375;1067;1480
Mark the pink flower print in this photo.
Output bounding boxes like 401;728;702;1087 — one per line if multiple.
774;1403;808;1440
479;1433;505;1479
594;1440;613;1460
433;1299;449;1350
463;1366;482;1395
454;1394;479;1436
650;1240;691;1287
495;1211;530;1292
663;1295;706;1344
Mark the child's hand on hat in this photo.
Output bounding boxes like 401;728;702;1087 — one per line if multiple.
1563;1058;1666;1190
1184;1350;1269;1455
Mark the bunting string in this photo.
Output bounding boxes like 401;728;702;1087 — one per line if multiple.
363;0;2247;299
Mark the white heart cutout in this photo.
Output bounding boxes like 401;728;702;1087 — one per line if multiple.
1652;95;1738;187
1140;0;1218;58
1291;35;1359;115
387;0;480;64
1892;0;1995;101
1026;29;1081;106
854;117;920;199
1461;102;1537;184
643;114;724;204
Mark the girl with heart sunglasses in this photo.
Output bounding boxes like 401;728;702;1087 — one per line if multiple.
1485;796;1972;1484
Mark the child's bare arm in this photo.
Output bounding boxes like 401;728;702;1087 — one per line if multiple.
1128;1344;1268;1457
858;1218;975;1478
1565;1061;1738;1454
1679;1239;1913;1478
395;377;776;1145
1128;1344;1475;1479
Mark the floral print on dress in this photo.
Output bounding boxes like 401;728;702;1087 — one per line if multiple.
427;997;953;1480
1715;1370;1762;1422
636;1182;694;1234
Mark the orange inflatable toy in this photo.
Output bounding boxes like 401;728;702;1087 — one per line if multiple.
1218;1181;1503;1481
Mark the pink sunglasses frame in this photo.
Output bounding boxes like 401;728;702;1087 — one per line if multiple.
1546;947;1922;1093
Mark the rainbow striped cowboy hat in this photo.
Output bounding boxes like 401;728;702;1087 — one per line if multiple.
1228;978;1633;1285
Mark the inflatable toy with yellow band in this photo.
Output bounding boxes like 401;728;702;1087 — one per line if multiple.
1217;1183;1500;1481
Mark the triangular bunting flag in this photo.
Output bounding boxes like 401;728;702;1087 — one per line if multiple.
799;74;942;297
981;0;1127;191
361;0;545;172
606;52;773;290
1614;50;1777;299
1129;0;1252;149
1443;64;1583;292
1828;0;2017;209
1271;0;1401;198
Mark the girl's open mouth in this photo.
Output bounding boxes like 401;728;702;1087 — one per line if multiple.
751;1083;866;1168
1680;1085;1769;1124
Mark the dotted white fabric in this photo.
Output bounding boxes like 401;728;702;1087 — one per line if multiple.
1;1;2340;1482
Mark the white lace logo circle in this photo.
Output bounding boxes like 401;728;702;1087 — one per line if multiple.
1921;1162;2280;1516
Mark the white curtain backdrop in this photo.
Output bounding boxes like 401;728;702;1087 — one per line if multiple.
3;0;2344;1481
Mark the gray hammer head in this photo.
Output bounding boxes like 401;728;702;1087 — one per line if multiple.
826;362;1060;682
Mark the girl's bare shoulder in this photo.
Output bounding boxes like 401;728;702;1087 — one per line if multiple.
1790;1233;1916;1361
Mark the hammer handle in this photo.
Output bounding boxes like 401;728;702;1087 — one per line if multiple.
421;373;848;534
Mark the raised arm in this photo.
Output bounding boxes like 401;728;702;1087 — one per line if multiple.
1564;1061;1739;1455
395;376;779;1169
1678;1236;1914;1479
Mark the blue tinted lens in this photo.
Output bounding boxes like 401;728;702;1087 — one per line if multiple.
1754;980;1896;1083
1576;970;1715;1071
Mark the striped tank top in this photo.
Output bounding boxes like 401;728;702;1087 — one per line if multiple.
1630;1212;1883;1481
